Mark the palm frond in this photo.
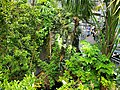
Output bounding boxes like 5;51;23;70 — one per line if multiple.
59;0;95;20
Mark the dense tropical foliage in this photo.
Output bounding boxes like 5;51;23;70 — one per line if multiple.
0;0;55;81
0;0;120;90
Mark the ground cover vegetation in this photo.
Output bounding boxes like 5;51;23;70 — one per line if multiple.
0;0;120;90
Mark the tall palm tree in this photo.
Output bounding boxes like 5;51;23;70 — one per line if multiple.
96;0;120;58
106;0;119;56
59;0;95;50
60;0;94;20
60;0;120;57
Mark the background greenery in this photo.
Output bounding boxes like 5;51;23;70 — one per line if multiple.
0;0;119;90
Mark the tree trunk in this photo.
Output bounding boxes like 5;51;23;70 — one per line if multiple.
72;16;79;51
31;0;35;6
100;84;108;90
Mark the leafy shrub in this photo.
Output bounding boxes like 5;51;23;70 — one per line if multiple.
0;0;56;81
115;66;120;88
58;41;115;90
0;74;36;90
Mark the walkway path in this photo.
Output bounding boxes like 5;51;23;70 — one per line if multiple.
85;35;96;44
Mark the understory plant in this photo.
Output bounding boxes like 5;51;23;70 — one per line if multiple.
58;41;115;90
115;66;120;89
0;73;36;90
34;34;63;89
